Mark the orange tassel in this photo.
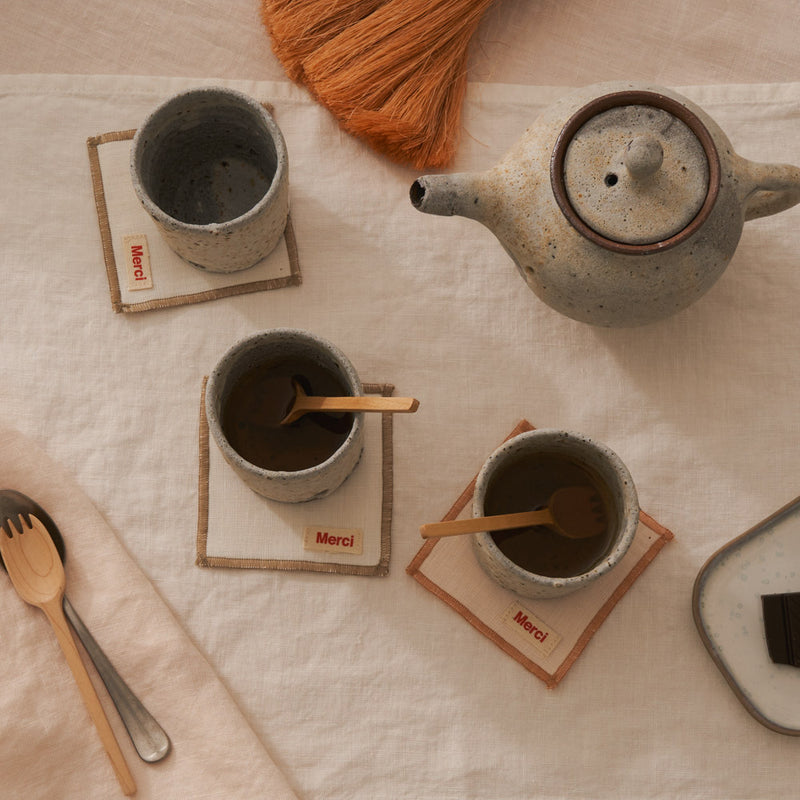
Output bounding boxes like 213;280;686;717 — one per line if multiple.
260;0;389;82
261;0;496;169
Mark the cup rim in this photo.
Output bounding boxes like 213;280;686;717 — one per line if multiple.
205;328;364;480
130;86;288;233
473;428;639;590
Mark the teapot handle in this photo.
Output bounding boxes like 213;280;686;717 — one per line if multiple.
740;159;800;221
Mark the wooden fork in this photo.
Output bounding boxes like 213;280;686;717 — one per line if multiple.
0;513;136;796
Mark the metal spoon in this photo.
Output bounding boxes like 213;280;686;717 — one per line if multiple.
0;489;171;763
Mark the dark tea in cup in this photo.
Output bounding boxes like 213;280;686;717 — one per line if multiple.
205;329;364;503
221;356;354;472
472;429;639;599
483;451;617;577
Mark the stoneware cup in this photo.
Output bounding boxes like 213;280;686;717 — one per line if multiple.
472;429;639;599
130;86;289;273
205;329;364;503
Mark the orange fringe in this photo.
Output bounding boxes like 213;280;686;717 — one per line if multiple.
261;0;388;82
261;0;496;169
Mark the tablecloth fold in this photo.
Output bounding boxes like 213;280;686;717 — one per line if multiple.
0;424;299;800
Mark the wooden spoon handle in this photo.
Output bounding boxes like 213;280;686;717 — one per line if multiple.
283;396;419;424
305;396;418;413
42;596;137;796
420;509;551;539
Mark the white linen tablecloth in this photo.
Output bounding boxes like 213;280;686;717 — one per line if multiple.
3;72;800;798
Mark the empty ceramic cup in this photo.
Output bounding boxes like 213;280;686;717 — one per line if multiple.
472;429;639;599
205;329;364;503
131;86;289;273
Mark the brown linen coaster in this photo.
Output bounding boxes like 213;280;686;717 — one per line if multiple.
196;379;393;575
87;129;302;313
407;420;674;687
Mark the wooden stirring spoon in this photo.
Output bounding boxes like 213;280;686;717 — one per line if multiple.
420;486;606;540
281;378;419;425
0;514;136;796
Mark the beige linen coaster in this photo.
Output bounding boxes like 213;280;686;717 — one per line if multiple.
407;420;674;687
196;380;393;575
87;129;301;313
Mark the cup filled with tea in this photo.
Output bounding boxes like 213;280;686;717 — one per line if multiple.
206;329;419;503
468;430;639;599
130;86;289;273
205;329;366;503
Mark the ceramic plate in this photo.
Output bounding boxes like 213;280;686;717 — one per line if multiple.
693;496;800;735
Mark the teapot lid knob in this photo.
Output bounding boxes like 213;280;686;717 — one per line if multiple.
624;134;663;179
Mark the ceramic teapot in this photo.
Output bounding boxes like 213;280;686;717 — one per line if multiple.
410;82;800;326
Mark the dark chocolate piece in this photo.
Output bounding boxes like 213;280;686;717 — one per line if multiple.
761;593;800;666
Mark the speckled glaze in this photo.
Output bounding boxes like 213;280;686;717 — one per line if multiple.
205;329;364;503
131;87;289;273
411;81;800;327
472;430;639;599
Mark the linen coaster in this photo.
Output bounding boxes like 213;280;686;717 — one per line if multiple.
87;129;302;313
407;420;674;688
196;380;393;575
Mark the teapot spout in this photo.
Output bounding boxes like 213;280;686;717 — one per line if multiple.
410;172;495;224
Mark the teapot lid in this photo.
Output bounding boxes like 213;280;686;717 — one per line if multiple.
551;91;720;254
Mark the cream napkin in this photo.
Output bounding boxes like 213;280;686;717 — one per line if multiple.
0;425;298;799
87;129;301;313
197;381;394;575
408;421;674;687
